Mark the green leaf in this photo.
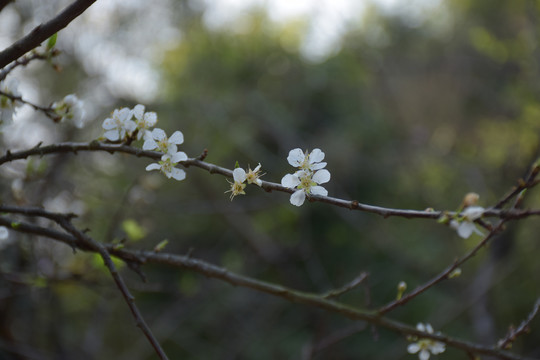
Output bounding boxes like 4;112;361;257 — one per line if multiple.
47;33;57;49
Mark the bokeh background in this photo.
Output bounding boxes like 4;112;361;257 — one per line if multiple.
1;0;540;359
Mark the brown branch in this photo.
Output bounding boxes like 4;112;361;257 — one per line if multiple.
0;90;58;120
321;272;369;299
2;142;540;222
494;160;540;209
0;208;169;360
377;221;505;315
0;212;532;360
497;298;540;350
0;0;97;69
378;159;540;315
0;49;57;81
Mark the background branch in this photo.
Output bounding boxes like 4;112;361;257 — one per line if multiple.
0;0;96;69
0;210;533;360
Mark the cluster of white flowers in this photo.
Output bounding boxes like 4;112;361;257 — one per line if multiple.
101;104;187;181
407;323;446;360
52;94;85;128
226;164;264;200
0;78;21;126
281;148;331;206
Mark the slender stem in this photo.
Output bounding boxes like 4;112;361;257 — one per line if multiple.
0;213;533;360
0;0;97;69
1;142;539;221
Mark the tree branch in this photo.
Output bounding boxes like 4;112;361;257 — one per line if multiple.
1;142;539;222
0;0;97;69
0;212;533;360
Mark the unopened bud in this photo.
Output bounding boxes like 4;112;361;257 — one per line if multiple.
449;268;462;278
462;192;480;207
396;281;407;300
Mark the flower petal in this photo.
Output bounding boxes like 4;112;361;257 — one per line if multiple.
312;169;331;184
463;206;485;221
143;138;158;150
407;343;420;354
169;130;184;145
419;349;431;360
431;342;446;354
290;189;305;206
457;222;475;239
416;323;426;332
133;104;145;120
146;163;161;171
151;128;166;141
309;148;325;163
310;186;328;196
171;168;186;181
104;130;119;141
172;151;188;163
144;112;157;126
310;162;327;171
287;148;304;167
102;118;116;130
233;168;247;183
281;174;300;188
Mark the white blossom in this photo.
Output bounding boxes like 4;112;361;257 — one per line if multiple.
225;167;247;200
287;148;327;172
143;128;184;155
53;94;85;128
133;104;157;140
407;323;446;360
0;78;21;126
102;107;136;141
145;151;187;180
245;163;264;186
450;206;485;239
281;169;330;206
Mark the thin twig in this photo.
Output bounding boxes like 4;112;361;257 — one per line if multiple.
0;90;58;120
378;159;540;315
0;0;97;69
0;213;533;360
497;298;540;349
56;219;170;360
377;221;505;315
0;50;56;81
322;272;369;299
1;142;540;222
0;209;169;360
494;160;540;209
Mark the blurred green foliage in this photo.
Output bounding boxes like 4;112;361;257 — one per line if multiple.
1;0;540;359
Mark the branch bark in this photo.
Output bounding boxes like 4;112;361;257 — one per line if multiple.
0;0;97;69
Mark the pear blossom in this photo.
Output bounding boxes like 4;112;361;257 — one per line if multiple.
281;169;331;206
52;94;85;127
245;163;264;186
450;206;485;239
132;104;157;140
143;128;184;155
145;151;187;180
407;323;446;360
226;167;248;200
287;148;327;172
102;107;136;141
0;78;21;125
